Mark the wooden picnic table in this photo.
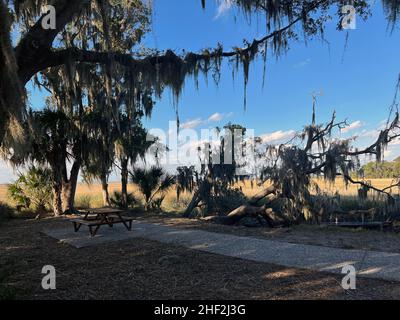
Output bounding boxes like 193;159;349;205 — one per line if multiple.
70;208;134;237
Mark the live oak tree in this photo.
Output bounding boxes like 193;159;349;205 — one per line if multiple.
3;0;396;140
222;99;400;226
182;123;249;217
1;0;400;215
1;0;152;214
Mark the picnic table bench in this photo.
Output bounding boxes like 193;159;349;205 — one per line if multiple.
70;208;135;237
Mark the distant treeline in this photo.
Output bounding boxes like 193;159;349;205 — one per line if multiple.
362;157;400;179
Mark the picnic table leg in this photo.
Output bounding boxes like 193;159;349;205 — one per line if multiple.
89;224;102;237
117;213;131;231
84;211;90;220
105;215;114;228
89;214;110;236
73;221;82;232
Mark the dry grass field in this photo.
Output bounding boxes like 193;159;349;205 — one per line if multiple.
1;178;400;213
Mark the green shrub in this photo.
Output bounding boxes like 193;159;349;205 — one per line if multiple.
131;167;175;211
8;167;52;212
110;191;136;208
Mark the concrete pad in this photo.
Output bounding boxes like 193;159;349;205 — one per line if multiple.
42;221;400;282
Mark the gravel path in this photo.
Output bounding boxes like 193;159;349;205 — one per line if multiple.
44;221;400;282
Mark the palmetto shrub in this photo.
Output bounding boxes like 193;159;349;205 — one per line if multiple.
8;166;53;212
110;191;136;209
131;166;175;211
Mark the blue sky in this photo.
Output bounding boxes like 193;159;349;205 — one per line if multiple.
139;0;399;137
1;0;400;183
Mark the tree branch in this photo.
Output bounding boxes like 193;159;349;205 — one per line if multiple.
18;0;329;84
16;0;90;83
338;173;396;199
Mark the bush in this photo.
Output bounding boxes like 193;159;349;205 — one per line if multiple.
150;195;165;212
8;167;52;212
131;167;175;211
110;191;136;208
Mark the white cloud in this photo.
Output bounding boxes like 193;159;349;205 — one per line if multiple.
341;120;363;133
181;118;203;129
208;112;224;122
358;129;380;139
260;130;296;144
293;58;311;69
181;112;232;129
388;136;400;146
215;0;233;19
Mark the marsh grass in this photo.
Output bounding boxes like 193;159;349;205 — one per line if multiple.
0;178;399;213
75;194;92;209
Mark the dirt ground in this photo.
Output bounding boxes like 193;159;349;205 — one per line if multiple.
1;216;400;300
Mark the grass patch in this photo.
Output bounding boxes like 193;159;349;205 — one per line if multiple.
75;194;92;209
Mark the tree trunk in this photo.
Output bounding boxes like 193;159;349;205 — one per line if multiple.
219;205;287;227
62;161;80;213
120;158;129;209
52;182;63;216
248;185;277;205
223;186;279;219
209;184;289;227
225;204;267;223
183;190;201;217
101;174;110;207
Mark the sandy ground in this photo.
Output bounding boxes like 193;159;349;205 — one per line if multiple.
2;217;400;300
132;213;400;254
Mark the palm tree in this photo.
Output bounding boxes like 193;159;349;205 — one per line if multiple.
23;109;74;216
131;166;175;211
115;112;154;208
81;107;117;207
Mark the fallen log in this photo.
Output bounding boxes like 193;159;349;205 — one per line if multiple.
248;185;277;205
220;204;288;227
226;204;267;223
183;190;201;217
262;208;287;227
